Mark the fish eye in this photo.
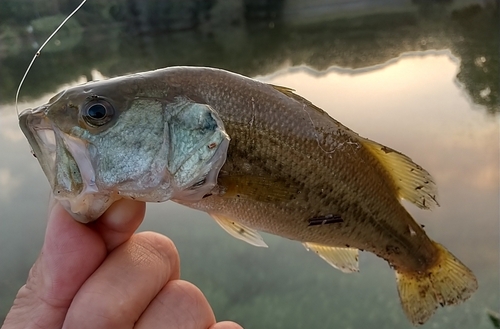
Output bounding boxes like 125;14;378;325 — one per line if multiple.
81;99;114;127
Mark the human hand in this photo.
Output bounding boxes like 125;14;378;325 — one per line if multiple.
2;199;242;329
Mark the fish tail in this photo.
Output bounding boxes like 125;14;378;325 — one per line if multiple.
395;242;478;325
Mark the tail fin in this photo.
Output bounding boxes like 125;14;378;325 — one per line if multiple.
395;242;478;325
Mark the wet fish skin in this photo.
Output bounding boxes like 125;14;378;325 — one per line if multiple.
19;66;477;325
144;68;435;269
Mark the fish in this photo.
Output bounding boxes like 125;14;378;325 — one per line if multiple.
19;66;477;325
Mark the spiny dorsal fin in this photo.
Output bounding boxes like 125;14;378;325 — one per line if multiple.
303;242;359;273
269;84;330;116
361;138;439;210
269;84;358;136
210;213;268;248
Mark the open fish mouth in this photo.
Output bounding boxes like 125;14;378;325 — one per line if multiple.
19;106;58;186
19;106;110;222
18;99;231;223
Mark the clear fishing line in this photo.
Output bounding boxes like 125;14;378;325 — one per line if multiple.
15;0;87;116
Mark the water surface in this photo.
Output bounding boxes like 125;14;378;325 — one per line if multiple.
1;50;498;328
0;2;498;328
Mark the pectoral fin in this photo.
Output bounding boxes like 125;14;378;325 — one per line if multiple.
361;138;439;210
210;213;268;248
303;242;359;273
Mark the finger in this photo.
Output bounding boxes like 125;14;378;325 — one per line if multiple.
89;198;146;251
210;322;244;329
135;280;216;329
63;232;180;329
38;202;107;302
3;202;106;329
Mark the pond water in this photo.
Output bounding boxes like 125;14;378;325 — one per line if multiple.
0;1;498;328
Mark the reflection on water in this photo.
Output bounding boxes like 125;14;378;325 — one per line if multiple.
0;51;498;328
0;1;498;113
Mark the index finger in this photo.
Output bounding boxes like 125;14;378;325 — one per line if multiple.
89;198;146;251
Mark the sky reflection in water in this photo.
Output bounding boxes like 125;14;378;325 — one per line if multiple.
0;51;498;328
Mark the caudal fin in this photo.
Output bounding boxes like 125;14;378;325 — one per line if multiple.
395;242;478;325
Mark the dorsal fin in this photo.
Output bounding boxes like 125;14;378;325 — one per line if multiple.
269;84;355;134
269;84;330;116
303;242;359;273
269;84;438;210
361;138;439;209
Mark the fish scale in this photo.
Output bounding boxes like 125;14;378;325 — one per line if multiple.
181;69;432;263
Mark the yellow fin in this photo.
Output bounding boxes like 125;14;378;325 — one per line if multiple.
210;213;268;248
395;242;478;325
303;242;359;273
361;138;439;209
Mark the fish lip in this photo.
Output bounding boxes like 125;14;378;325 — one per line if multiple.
19;106;57;186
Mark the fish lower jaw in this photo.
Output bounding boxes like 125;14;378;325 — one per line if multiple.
56;188;120;223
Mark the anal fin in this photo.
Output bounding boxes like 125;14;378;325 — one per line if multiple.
210;213;268;248
303;242;359;273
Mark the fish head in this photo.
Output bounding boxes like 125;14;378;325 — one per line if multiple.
19;74;230;223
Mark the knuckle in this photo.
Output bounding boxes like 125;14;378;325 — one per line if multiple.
132;232;180;278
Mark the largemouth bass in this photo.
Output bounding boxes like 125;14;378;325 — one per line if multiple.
19;66;477;325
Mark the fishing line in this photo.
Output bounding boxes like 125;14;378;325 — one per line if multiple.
15;0;87;116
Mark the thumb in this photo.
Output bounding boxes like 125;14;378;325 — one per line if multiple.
2;202;107;329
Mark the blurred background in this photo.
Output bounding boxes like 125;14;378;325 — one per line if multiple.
0;0;498;328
